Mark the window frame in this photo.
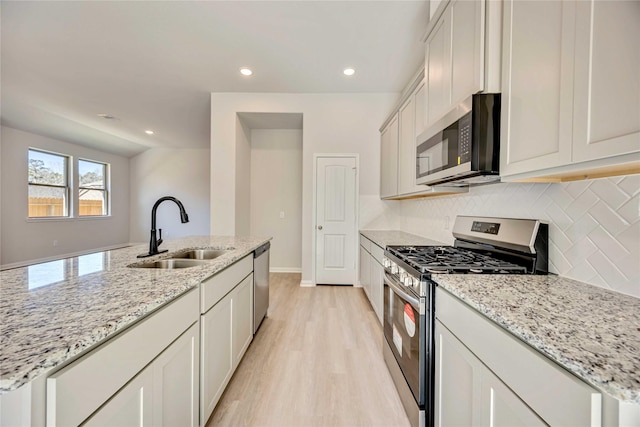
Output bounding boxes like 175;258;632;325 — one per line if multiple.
78;158;110;217
27;148;71;219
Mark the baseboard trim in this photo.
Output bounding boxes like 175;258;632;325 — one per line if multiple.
270;267;302;273
0;243;133;271
300;280;315;287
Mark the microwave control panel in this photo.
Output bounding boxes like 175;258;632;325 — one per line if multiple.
458;113;472;164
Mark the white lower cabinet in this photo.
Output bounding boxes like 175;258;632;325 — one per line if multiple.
369;246;384;325
359;244;371;298
435;287;602;427
435;321;545;427
46;289;199;427
358;235;384;324
152;322;199;427
83;367;153;427
200;255;254;425
201;291;233;422
84;322;199;427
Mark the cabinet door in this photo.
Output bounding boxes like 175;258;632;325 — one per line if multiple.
83;368;153;427
359;245;371;298
369;257;384;325
573;0;640;162
426;10;452;126
153;323;199;427
380;114;399;198
434;320;483;427
450;0;484;106
500;0;575;176
481;369;546;427
200;296;233;424
232;274;254;366
414;81;427;136
398;96;418;195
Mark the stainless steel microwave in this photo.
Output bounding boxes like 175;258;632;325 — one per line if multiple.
416;93;501;186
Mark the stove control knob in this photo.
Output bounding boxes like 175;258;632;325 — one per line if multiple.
391;264;398;274
404;276;411;287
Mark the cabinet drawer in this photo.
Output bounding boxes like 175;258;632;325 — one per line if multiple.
201;254;252;313
369;243;384;265
359;235;371;253
436;287;601;426
46;288;198;427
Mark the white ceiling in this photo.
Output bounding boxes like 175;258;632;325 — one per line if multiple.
1;1;429;157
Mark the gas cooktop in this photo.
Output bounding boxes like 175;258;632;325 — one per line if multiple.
387;245;528;275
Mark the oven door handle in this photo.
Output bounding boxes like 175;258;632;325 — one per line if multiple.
384;272;422;313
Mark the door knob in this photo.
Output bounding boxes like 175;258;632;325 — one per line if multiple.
317;225;323;230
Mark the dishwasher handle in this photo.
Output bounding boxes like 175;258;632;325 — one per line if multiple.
254;242;270;258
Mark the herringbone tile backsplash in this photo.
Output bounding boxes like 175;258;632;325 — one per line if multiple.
398;175;640;297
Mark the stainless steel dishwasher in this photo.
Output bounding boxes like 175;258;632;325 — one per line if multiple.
253;242;270;334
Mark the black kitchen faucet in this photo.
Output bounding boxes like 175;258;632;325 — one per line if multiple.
138;196;189;258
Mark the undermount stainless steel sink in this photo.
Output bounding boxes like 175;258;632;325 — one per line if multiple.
172;249;233;260
132;259;208;269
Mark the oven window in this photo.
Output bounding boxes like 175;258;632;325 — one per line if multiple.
384;280;424;406
418;139;448;175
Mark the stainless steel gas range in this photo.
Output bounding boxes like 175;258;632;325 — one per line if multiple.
382;216;548;427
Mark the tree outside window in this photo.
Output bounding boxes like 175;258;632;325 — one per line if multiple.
28;149;69;218
79;159;108;216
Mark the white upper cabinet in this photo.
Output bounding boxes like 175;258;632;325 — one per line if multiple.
501;0;640;180
572;0;640;163
500;0;574;175
449;0;484;107
398;87;426;196
425;0;489;128
426;12;451;125
380;114;399;199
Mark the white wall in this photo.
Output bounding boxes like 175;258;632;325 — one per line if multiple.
235;116;252;236
398;176;640;298
250;129;303;272
0;126;130;266
211;93;398;284
129;148;210;244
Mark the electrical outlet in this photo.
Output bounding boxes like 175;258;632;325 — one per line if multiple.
53;240;59;247
279;211;285;219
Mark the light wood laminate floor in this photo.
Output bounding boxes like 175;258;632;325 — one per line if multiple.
207;273;411;427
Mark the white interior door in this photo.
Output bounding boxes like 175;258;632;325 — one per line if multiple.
315;156;357;285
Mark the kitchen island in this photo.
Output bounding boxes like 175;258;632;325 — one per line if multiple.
0;235;270;426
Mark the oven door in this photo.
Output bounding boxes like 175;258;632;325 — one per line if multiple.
383;272;426;407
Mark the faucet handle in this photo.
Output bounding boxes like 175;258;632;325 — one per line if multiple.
157;228;163;247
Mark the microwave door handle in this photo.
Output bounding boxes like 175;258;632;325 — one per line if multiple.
384;272;421;312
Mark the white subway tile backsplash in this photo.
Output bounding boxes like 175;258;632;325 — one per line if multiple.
396;176;640;297
589;201;630;236
617;175;640;197
617;195;640;224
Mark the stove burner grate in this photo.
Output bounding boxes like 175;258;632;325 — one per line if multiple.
388;245;527;275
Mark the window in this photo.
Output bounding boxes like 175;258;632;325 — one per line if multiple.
28;149;70;218
79;159;109;216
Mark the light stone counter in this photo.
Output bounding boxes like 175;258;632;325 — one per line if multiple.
360;229;446;248
0;235;270;394
433;274;640;403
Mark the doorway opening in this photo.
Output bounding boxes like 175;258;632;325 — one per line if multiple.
236;112;303;273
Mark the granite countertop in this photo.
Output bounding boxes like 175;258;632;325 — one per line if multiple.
0;235;270;394
360;229;446;248
433;274;640;403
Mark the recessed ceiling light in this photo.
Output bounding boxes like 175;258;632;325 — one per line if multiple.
145;130;154;135
240;67;253;76
343;68;356;76
97;113;117;120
